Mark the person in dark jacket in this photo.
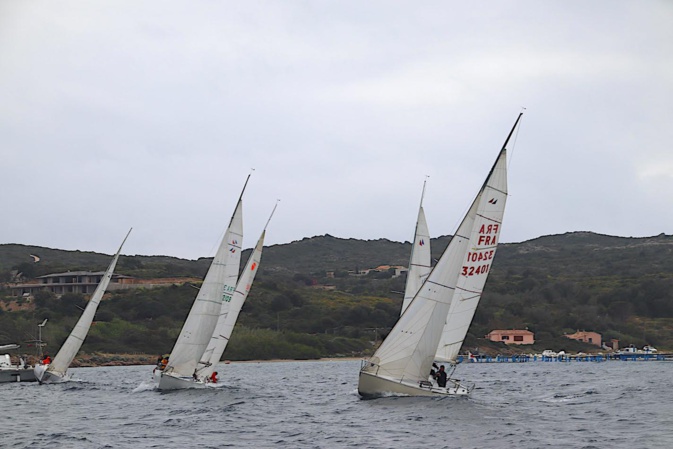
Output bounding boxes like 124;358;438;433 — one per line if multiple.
436;365;447;388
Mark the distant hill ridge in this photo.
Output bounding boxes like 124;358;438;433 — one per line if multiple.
3;231;673;356
2;231;673;279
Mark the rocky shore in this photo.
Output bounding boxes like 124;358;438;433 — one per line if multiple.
70;353;157;367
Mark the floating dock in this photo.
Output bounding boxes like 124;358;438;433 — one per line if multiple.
455;353;673;363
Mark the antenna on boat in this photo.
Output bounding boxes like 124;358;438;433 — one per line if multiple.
37;319;48;359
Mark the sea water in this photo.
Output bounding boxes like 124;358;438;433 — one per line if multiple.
1;360;672;448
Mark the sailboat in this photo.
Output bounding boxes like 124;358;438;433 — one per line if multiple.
195;202;278;383
0;344;36;383
401;179;432;315
358;113;523;398
34;229;132;384
157;177;247;390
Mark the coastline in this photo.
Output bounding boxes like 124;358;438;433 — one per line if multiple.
65;353;364;368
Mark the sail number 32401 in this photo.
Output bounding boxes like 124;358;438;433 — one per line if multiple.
461;264;490;276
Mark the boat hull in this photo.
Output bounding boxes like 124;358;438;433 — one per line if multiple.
34;364;68;384
358;371;470;398
158;372;206;390
0;368;37;383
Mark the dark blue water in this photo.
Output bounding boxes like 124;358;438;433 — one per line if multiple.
2;360;672;448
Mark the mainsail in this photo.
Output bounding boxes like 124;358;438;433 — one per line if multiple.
435;113;522;362
46;229;132;379
360;113;522;391
401;180;431;315
164;177;247;378
197;202;277;379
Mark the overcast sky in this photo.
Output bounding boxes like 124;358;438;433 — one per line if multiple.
1;1;672;260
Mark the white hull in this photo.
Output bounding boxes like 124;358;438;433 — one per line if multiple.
358;371;470;398
158;372;207;390
0;368;36;383
34;364;68;384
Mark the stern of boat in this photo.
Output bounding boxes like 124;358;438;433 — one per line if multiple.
158;372;206;391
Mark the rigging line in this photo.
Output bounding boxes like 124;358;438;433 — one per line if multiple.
264;199;280;231
508;108;525;169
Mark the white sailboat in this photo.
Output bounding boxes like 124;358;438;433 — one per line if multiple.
157;177;248;390
196;202;278;383
401;180;432;315
358;113;523;398
34;229;132;384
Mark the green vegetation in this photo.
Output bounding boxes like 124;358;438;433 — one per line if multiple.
2;231;673;361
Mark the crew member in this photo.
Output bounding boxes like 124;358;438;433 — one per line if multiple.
436;365;447;388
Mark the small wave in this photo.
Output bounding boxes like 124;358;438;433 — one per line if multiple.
133;381;158;393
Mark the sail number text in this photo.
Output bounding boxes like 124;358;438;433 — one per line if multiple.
223;285;234;302
461;224;499;277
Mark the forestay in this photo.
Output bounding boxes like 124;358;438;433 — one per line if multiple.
47;229;132;378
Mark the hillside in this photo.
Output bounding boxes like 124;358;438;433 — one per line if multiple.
2;231;673;360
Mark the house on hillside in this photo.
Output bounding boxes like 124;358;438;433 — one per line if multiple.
486;329;535;345
348;265;408;278
564;330;602;347
8;271;194;298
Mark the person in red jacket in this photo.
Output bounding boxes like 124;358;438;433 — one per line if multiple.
209;371;218;383
42;354;52;365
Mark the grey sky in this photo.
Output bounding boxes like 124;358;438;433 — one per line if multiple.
1;1;672;260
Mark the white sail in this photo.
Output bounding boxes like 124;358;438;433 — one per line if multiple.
435;161;507;362
361;200;475;385
164;193;244;379
435;115;521;362
45;229;132;379
359;113;523;395
199;230;266;378
401;182;431;315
